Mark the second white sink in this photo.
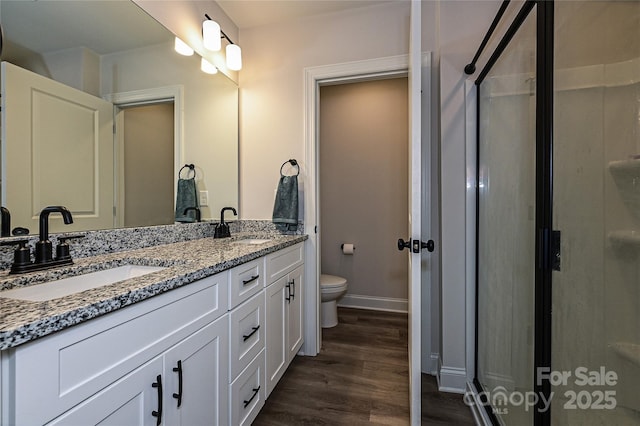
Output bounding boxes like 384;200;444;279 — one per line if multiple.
0;265;166;302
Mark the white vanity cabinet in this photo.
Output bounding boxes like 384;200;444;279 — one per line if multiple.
264;243;304;397
2;272;230;426
47;316;229;426
0;240;306;426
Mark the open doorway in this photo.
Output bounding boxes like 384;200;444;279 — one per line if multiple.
117;102;175;228
107;86;183;229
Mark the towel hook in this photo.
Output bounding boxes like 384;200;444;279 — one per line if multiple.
179;164;196;179
280;159;299;177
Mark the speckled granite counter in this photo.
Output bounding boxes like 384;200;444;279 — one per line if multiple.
0;233;307;350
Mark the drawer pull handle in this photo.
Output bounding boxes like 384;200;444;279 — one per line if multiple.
243;386;261;408
243;325;260;341
242;275;260;285
151;374;163;426
173;360;183;408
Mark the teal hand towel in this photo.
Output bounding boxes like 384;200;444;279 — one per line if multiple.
175;177;198;223
272;175;298;231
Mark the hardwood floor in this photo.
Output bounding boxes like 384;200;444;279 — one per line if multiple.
254;307;475;425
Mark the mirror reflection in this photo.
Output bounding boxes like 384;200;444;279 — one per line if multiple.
0;0;239;235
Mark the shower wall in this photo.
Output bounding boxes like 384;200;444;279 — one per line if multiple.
552;1;640;424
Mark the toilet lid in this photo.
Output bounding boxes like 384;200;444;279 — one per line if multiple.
320;274;347;289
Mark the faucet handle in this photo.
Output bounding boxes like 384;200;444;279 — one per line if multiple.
1;239;32;267
56;234;84;261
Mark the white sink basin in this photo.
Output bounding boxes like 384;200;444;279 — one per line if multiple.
233;238;272;245
1;265;166;302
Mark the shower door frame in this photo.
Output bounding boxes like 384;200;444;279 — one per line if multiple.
472;1;555;425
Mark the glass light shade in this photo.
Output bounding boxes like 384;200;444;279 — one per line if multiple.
203;20;221;51
226;44;242;71
174;37;194;56
200;57;218;74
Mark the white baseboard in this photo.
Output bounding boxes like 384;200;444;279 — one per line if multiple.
337;294;408;313
438;365;467;394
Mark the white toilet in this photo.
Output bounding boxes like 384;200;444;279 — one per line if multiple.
320;274;348;328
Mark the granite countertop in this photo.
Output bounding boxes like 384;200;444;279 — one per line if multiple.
0;233;307;350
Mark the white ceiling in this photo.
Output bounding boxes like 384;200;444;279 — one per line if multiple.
217;0;397;30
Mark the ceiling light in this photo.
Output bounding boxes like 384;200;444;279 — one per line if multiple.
200;57;218;74
174;37;194;56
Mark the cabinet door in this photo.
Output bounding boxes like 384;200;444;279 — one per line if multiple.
264;275;287;397
47;357;163;426
164;316;229;426
286;265;305;362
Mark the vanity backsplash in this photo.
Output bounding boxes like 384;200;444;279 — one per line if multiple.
0;220;304;271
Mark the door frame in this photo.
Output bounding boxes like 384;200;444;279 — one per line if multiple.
104;86;184;227
303;52;431;424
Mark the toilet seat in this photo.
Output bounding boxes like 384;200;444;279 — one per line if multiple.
320;274;347;289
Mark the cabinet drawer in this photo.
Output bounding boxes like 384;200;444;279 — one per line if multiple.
265;243;304;284
229;291;265;380
229;350;265;426
229;258;264;309
9;272;229;426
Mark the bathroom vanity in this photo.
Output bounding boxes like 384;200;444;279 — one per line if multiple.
0;233;306;425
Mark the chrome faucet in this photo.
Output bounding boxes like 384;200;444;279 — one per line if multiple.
214;207;237;238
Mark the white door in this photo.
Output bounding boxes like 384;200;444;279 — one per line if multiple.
404;2;433;424
1;61;114;234
164;316;229;426
47;357;163;426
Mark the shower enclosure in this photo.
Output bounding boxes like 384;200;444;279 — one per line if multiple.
473;1;640;424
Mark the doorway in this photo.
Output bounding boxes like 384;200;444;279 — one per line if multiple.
304;53;434;425
318;77;409;315
119;102;175;228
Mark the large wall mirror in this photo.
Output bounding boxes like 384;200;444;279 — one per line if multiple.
0;0;238;235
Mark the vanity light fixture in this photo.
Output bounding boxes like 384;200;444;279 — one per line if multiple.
200;57;218;74
204;14;242;70
202;19;221;51
174;37;194;56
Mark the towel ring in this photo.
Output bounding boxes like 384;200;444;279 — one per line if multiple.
179;164;196;179
280;159;299;177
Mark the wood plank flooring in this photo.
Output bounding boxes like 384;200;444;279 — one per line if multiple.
254;307;475;425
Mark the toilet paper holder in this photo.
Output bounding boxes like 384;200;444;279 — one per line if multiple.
340;243;355;254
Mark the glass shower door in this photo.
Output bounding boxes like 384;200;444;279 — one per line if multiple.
552;1;640;424
475;7;537;425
